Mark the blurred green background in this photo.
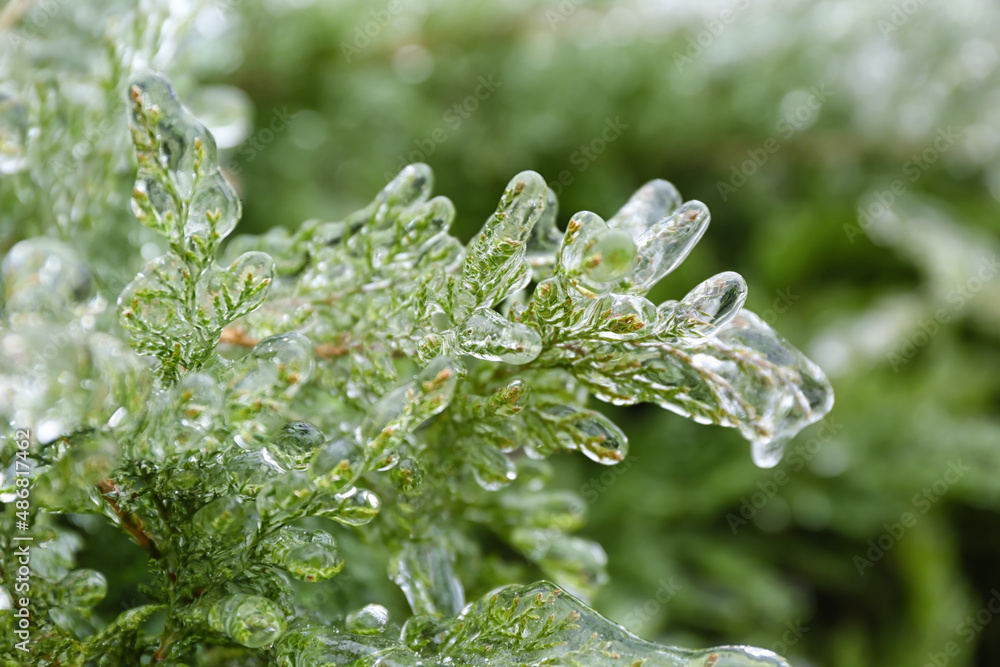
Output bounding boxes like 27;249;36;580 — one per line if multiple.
5;0;1000;665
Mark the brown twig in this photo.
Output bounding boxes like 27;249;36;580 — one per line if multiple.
0;0;33;33
220;325;349;358
97;479;162;560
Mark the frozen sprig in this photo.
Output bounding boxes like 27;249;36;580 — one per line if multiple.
0;70;832;666
119;71;273;383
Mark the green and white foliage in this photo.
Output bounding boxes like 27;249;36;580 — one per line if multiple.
0;70;830;666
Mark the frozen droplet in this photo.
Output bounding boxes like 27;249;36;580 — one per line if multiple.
531;276;571;324
319;487;381;526
457;170;549;315
310;438;365;491
208;594;286;648
486;378;530;417
468;446;517;491
457;308;542;364
411;356;463;422
257;470;315;514
576;411;629;465
193;495;259;538
0;91;28;174
664;271;748;342
608;179;682;239
177;372;223;431
346;603;390;635
186;172;241;241
558;211;610;277
276;421;325;455
2;238;92;316
117;254;186;335
61;570;107;608
282;542;344;582
629;201;710;293
591;293;659;341
526;187;563;276
201;251;273;325
391;458;424;495
584;228;637;286
228;448;287;493
252;332;315;386
389;538;465;617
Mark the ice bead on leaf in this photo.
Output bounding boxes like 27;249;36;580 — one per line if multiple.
251;332;316;386
177;372;223;431
200;250;274;326
276;421;325;455
526;187;563;277
1;239;92;316
276;627;420;666
467;444;517;491
389;536;465;617
662;271;749;342
346;603;390;635
282;542;344;582
317;487;381;526
0;91;28;174
607;178;683;239
128;71;240;245
511;530;608;599
193;495;259;539
456;170;548;316
576;311;833;468
575;410;629;464
310;438;365;491
208;594;286;648
590;292;659;341
257;470;315;514
441;581;791;666
60;570;107;608
362;357;462;457
228;448;287;492
456;307;542;364
117;254;187;341
347;163;434;232
558;210;638;289
628;200;711;293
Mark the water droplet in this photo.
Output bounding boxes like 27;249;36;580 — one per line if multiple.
663;271;748;342
346;603;389;635
629;200;710;292
61;569;107;608
2;238;92;316
208;594;286;648
193;495;259;538
457;308;542;364
607;179;682;239
310;438;365;491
